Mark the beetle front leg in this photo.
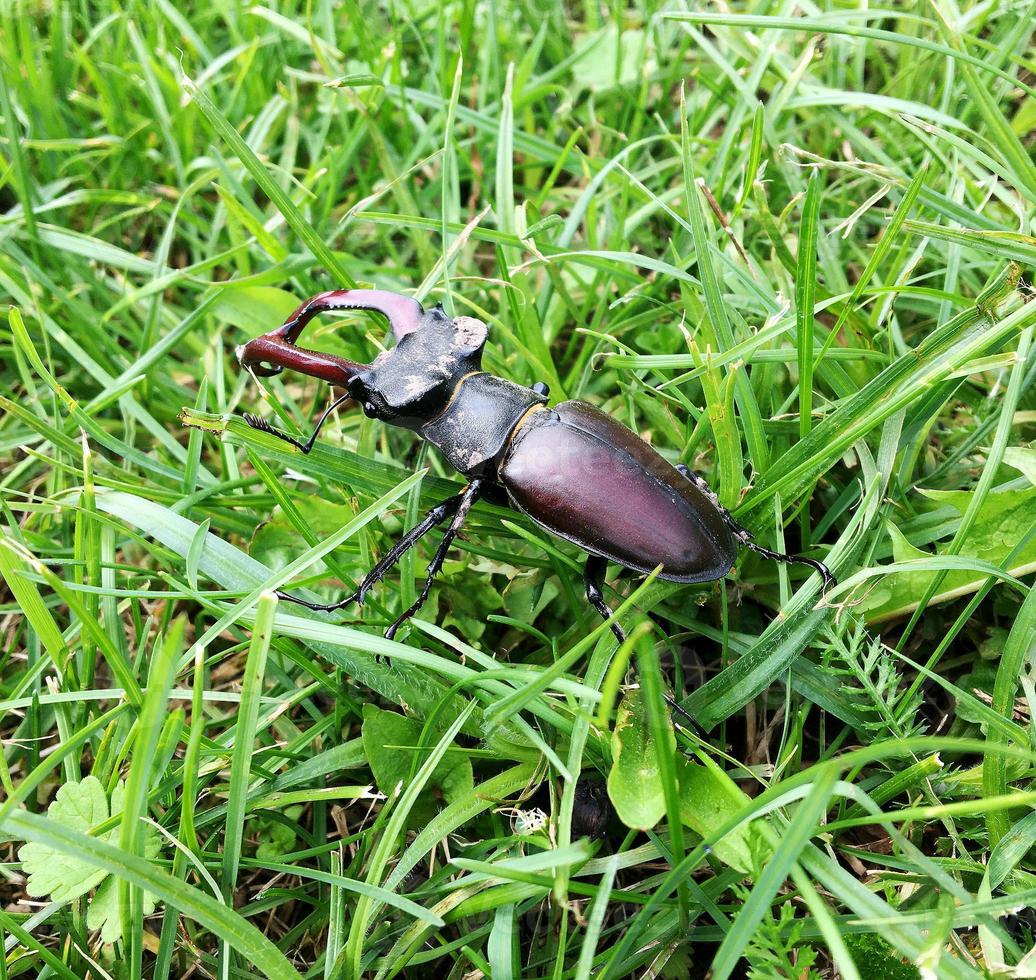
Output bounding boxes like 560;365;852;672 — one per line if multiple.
244;392;352;454
384;479;485;641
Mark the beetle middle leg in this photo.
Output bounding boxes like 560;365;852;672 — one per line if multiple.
584;555;706;734
675;464;834;590
244;392;352;454
384;478;486;640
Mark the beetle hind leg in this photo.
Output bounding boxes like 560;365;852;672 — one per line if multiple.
585;556;707;734
676;465;835;590
739;539;836;592
675;464;752;538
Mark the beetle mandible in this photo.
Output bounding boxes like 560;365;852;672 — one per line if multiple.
237;288;833;641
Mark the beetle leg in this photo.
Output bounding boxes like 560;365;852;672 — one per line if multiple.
585;553;708;734
675;464;753;537
586;558;707;733
244;392;352;454
676;465;835;591
384;479;485;641
273;492;465;619
738;539;836;592
584;555;626;644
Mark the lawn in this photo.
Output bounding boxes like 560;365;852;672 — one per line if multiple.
1;2;1035;977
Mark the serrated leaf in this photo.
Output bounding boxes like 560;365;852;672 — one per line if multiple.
16;776;162;943
88;875;158;944
18;776;111;903
607;690;669;830
255;815;298;862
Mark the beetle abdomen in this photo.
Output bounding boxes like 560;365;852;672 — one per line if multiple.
498;401;736;582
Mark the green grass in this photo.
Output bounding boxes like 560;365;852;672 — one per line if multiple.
1;2;1035;977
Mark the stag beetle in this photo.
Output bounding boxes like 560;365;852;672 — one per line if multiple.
238;289;833;641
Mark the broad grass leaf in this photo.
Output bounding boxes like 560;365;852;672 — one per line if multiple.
213;286;301;336
1002;447;1036;485
863;487;1036;622
570;26;648;92
606;690;669;830
954;660;999;727
251;499;367;571
95;490;481;734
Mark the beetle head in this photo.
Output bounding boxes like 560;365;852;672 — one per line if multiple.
349;305;489;430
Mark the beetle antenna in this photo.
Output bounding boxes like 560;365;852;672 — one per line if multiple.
740;540;835;592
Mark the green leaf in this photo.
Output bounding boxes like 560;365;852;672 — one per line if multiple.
676;756;756;875
213;286;302;336
862;487;1036;622
8;807;303;979
954;660;998;726
570;26;648;92
19;776;111;903
0;532;70;665
17;776;161;944
250;499;365;571
254;813;299;862
1002;446;1036;485
89;872;158;945
607;690;669;830
984;584;1036;846
361;704;473;822
182;71;355;289
796;168;821;439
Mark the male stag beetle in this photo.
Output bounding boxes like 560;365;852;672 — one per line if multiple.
237;288;833;641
